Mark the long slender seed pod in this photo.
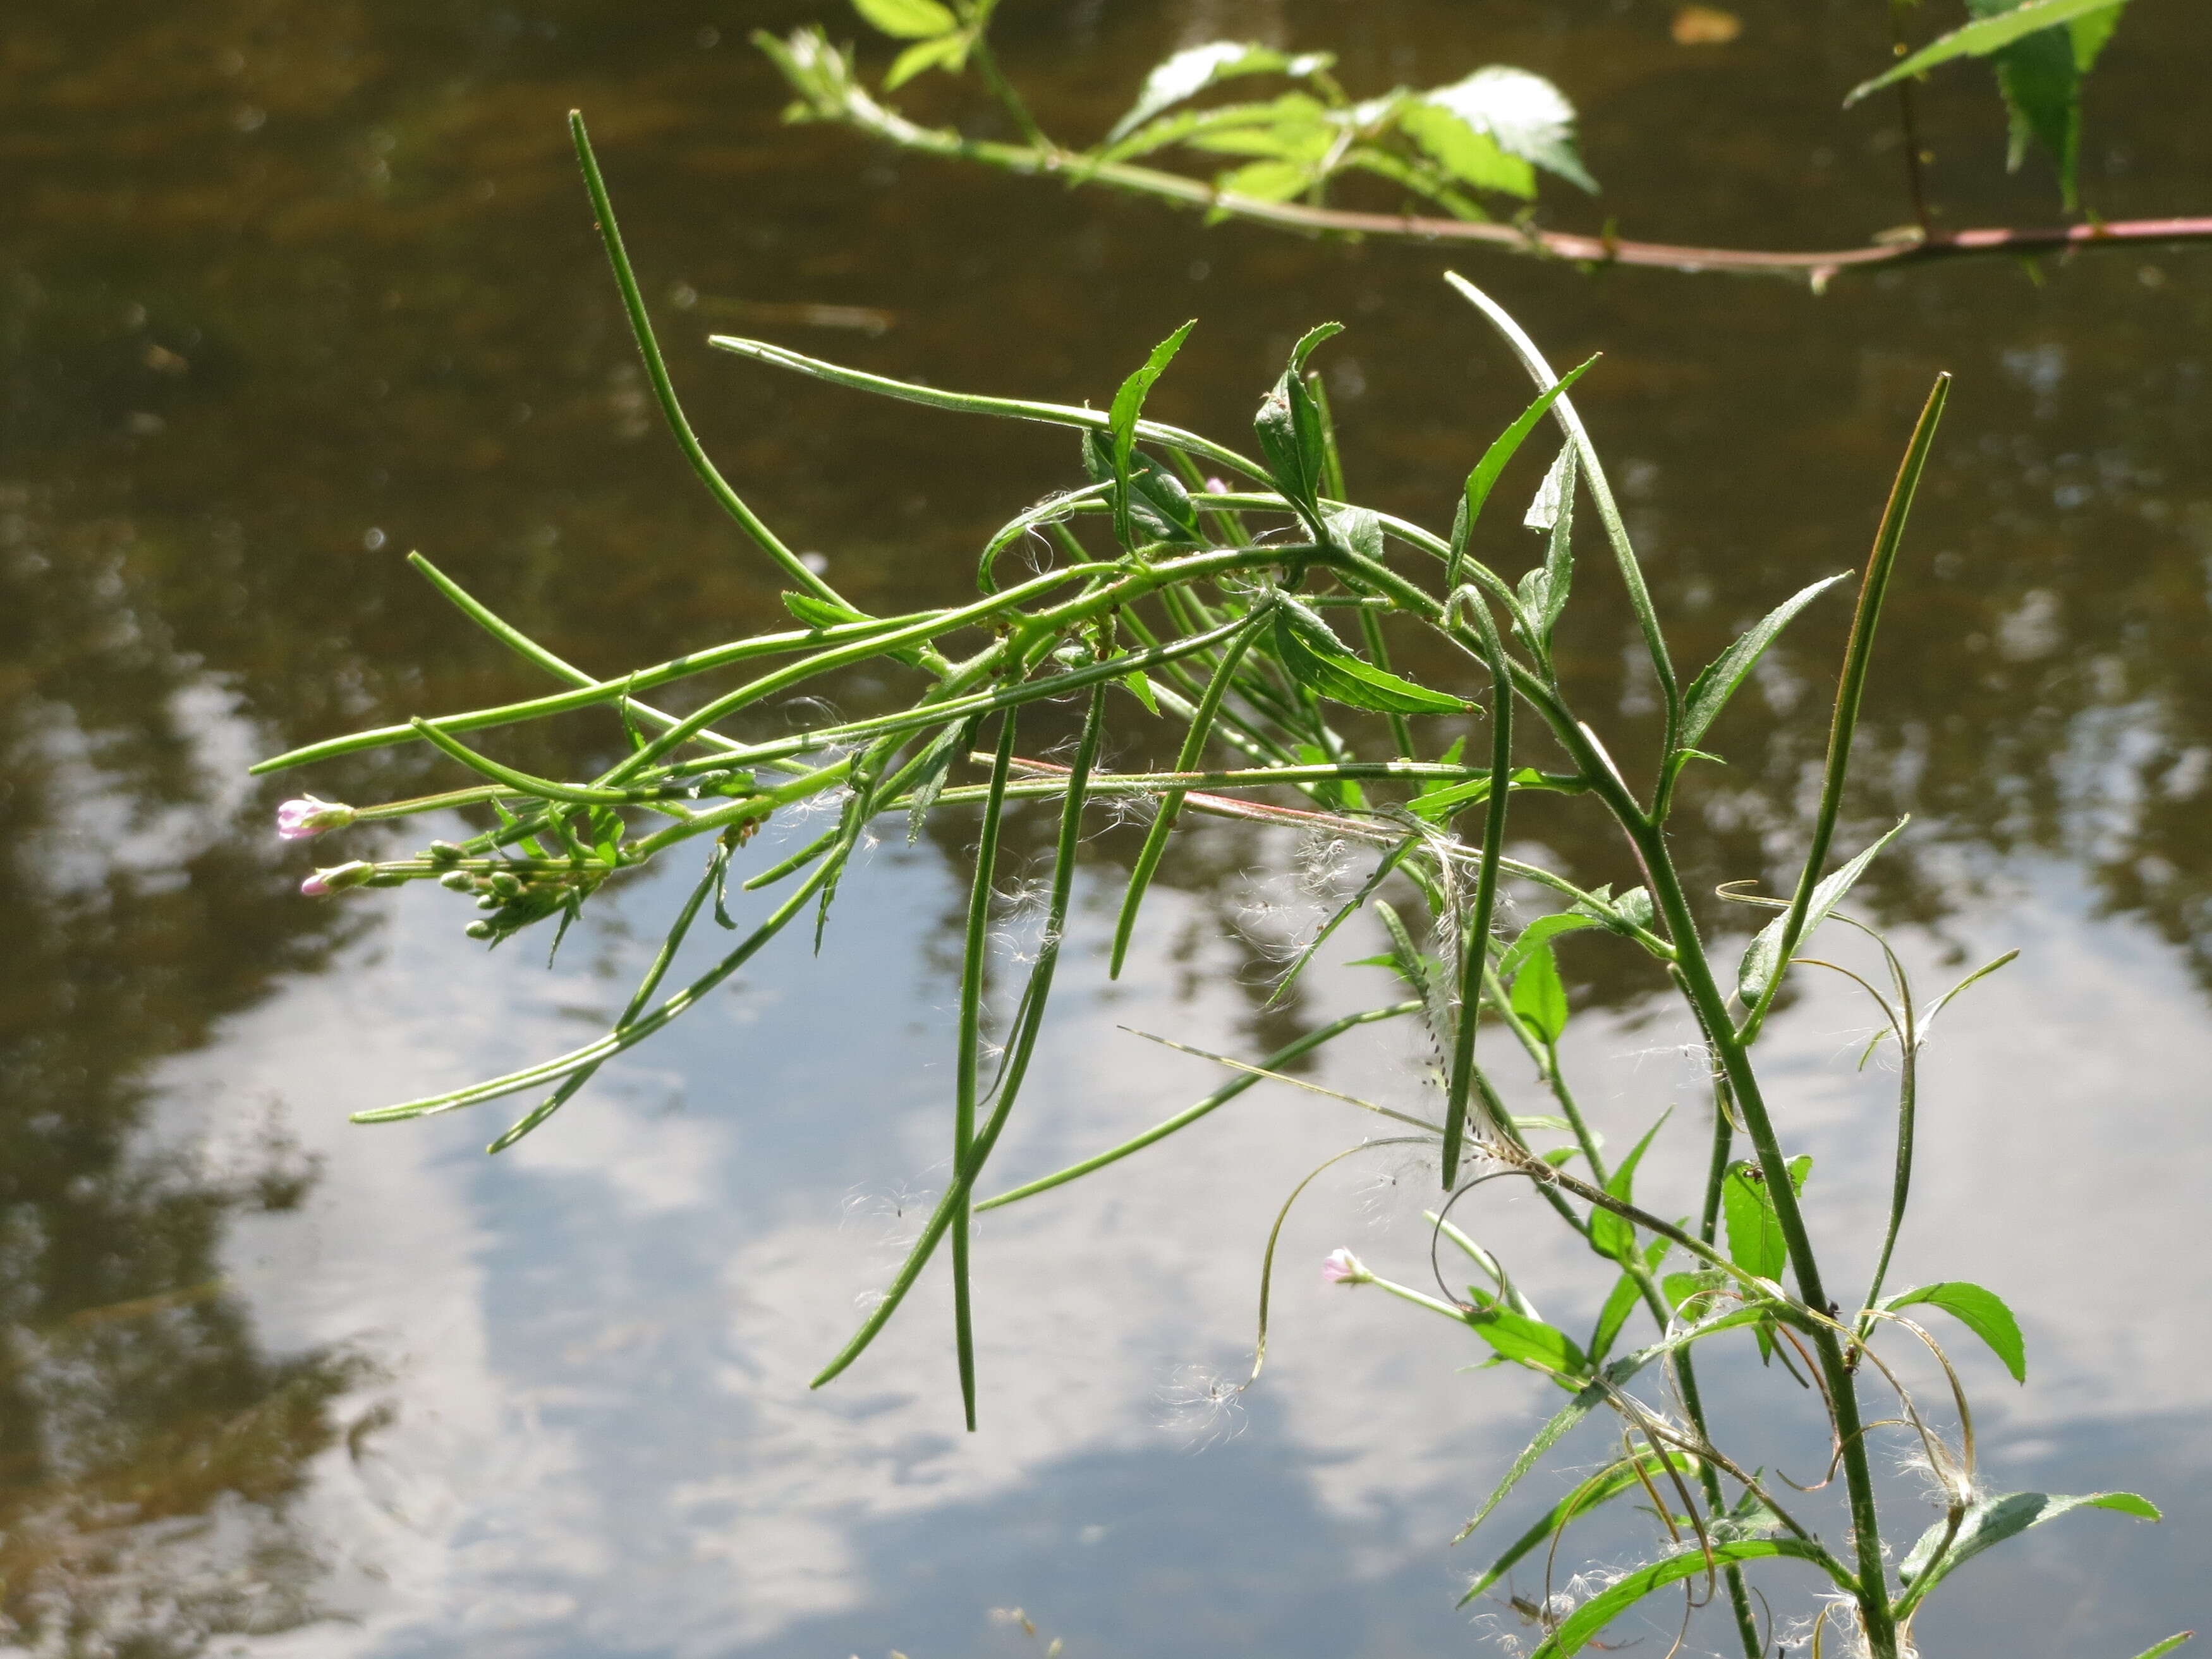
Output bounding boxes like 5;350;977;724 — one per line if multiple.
976;1003;1420;1210
1740;374;1948;1043
810;679;1109;1392
1442;590;1514;1187
486;844;729;1152
1445;274;1681;752
569;111;845;605
708;333;1267;487
953;711;1021;1430
1110;606;1270;977
408;719;672;808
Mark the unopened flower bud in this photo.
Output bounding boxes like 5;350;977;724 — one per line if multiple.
465;919;497;939
489;872;523;897
300;860;374;897
1203;477;1229;494
1321;1248;1371;1286
427;840;464;863
276;796;356;841
439;869;475;891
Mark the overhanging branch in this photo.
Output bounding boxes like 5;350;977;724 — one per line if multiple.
821;94;2212;288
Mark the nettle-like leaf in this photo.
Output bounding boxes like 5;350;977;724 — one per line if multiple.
1418;66;1598;194
1397;99;1534;200
1105;40;1339;144
1848;0;2127;100
1097;93;1328;167
1098;47;1593;221
1846;0;2129;208
886;32;970;88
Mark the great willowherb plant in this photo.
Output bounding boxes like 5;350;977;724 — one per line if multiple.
252;116;2185;1659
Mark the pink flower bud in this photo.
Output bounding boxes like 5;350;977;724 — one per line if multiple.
276;796;356;841
1203;476;1229;494
1321;1248;1370;1286
300;860;374;897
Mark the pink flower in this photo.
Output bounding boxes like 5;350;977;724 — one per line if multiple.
300;860;373;897
1321;1248;1370;1286
276;796;356;841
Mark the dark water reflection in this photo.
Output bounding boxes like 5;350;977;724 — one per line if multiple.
3;1;2208;1653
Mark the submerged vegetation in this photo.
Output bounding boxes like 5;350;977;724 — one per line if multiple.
249;112;2187;1659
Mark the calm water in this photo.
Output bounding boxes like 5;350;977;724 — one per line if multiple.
3;1;2208;1655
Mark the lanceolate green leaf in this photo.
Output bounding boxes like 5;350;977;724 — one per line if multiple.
1458;1449;1701;1607
1452;1304;1767;1547
1885;1281;2027;1382
1845;0;2128;104
1497;911;1599;981
1679;573;1852;751
1107;320;1199;549
1110;609;1268;978
1722;1155;1812;1282
1588;1110;1669;1265
1253;325;1344;514
1466;1301;1588;1376
1737;819;1907;1006
1448;356;1597;595
1272;601;1470;715
1529;1539;1852;1658
1267;833;1419;1007
1509;942;1569;1044
1453;1384;1602;1543
852;0;957;40
1896;1490;2160;1604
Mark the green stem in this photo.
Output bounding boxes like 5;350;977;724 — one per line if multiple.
1628;823;1897;1656
966;31;1049;150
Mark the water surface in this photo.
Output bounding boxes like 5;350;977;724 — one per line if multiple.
3;2;2208;1655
